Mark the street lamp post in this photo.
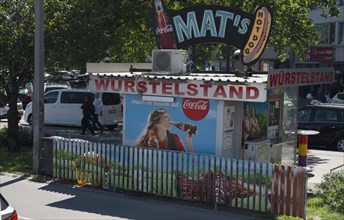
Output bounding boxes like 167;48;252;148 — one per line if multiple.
33;0;44;174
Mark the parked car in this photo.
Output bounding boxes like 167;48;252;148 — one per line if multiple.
44;83;70;93
0;102;23;121
0;193;18;220
18;88;32;110
0;106;8;120
298;103;344;151
23;89;122;129
68;80;87;89
331;92;344;104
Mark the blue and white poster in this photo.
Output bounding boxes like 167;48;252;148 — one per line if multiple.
124;94;218;154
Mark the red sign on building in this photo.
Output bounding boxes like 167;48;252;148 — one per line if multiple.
306;46;334;61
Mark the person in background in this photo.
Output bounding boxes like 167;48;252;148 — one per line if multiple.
136;108;194;152
325;92;331;103
93;92;104;132
80;95;95;135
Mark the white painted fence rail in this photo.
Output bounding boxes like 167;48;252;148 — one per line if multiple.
52;137;307;218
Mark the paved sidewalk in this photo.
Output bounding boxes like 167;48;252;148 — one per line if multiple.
0;173;264;220
306;149;344;189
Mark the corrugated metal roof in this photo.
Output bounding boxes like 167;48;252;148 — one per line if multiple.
90;72;268;84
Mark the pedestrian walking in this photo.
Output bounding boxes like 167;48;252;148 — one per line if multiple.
80;95;95;135
93;92;104;132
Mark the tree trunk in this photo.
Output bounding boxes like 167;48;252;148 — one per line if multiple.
7;94;20;152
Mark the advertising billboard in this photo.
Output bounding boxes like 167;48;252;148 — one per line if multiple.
123;94;218;154
151;0;273;65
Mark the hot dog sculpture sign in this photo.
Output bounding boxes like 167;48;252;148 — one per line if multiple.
152;0;273;66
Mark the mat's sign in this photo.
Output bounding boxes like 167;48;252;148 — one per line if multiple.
152;0;273;65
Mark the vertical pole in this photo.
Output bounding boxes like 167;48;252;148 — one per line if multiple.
298;135;308;167
226;45;233;73
33;0;44;174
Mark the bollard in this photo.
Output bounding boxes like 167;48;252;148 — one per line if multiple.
298;135;308;167
297;130;319;170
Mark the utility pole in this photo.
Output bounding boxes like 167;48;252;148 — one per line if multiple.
33;0;44;174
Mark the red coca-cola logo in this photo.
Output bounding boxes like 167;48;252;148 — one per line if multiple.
182;98;210;121
156;25;173;35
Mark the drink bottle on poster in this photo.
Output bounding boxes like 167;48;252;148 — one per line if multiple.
171;122;197;135
153;0;177;49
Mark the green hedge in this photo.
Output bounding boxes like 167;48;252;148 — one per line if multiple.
315;169;344;215
0;127;33;147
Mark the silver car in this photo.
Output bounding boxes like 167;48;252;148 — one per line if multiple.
0;193;17;220
0;99;23;121
331;92;344;104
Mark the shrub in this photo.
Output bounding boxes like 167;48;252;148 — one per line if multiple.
18;127;33;146
0;128;7;146
0;127;33;148
315;169;344;215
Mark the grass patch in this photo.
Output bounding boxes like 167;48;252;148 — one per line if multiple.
306;197;344;220
0;127;34;174
0;144;33;174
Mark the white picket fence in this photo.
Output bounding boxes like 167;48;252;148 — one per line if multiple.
52;137;307;218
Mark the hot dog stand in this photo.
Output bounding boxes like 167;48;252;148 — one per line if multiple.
85;1;335;166
87;62;335;166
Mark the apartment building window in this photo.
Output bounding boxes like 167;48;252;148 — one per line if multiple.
339;22;344;44
315;23;336;45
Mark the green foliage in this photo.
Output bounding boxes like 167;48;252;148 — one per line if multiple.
0;128;33;173
244;172;273;186
0;0;35;151
18;127;33;146
315;169;344;215
44;0;155;68
0;0;35;83
307;197;344;220
0;127;32;148
276;215;302;220
2;0;342;73
42;0;342;68
260;213;303;220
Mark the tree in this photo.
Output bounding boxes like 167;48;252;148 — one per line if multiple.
0;0;35;152
44;0;155;67
44;0;342;68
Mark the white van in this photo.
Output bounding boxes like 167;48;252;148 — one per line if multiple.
23;89;122;129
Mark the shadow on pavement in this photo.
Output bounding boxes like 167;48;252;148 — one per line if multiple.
306;153;330;170
0;174;27;188
37;181;255;220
